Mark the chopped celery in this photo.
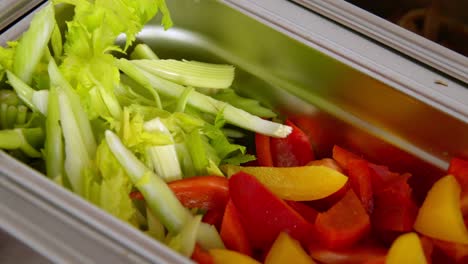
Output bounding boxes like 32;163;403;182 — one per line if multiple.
146;207;166;241
130;44;159;60
168;215;202;257
13;3;55;85
105;130;191;233
196;222;225;250
147;146;183;182
58;88;91;195
0;128;43;157
48;60;96;158
6;71;42;114
44;86;63;179
118;58;292;138
132;59;234;89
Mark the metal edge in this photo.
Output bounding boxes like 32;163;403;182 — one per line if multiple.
290;0;468;84
223;0;468;124
0;0;46;33
0;152;192;264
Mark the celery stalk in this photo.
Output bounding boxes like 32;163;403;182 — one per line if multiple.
48;59;96;158
132;59;234;89
196;222;225;250
105;130;191;233
13;3;55;84
0;128;42;157
58;88;90;195
168;215;202;257
117;59;292;138
45;86;64;179
130;44;159;60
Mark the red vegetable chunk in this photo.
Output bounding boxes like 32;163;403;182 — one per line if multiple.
270;120;315;167
229;171;315;250
286;201;319;224
191;244;214;264
347;159;374;214
308;243;387;264
220;199;252;256
449;157;468;191
332;145;362;170
255;133;274;167
372;174;418;234
315;189;371;249
168;176;229;211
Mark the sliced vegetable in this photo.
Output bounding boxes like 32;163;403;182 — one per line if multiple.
332;145;362;170
386;232;428;264
414;175;468;244
449;157;468;191
130;44;159;60
229;172;315;249
372;174;417;233
117;58;292;138
270;120;315;167
192;244;214;264
13;3;54;85
105;130;191;233
221;199;252;256
209;249;261;264
255;133;274;166
286;201;318;224
168;176;229;211
132;59;235;89
168;215;202;257
308;244;387;264
431;237;468;263
315;189;370;249
196;222;225;250
347;159;374;214
223;165;348;201
265;232;316;264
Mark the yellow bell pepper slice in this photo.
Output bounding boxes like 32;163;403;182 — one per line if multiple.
414;175;468;244
265;232;316;264
209;249;260;264
222;165;348;201
386;232;427;264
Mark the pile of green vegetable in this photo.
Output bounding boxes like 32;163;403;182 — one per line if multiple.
0;0;291;257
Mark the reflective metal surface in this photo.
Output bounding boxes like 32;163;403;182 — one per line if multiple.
292;0;468;83
1;0;467;262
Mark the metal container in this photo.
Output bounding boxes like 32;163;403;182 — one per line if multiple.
292;0;468;84
1;0;467;262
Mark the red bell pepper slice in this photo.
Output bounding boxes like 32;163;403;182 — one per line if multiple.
307;183;351;212
431;237;468;264
347;159;374;214
270;119;315;167
168;176;229;211
308;243;387;264
255;133;274;166
286;201;319;224
332;145;362;170
129;176;229;212
371;174;418;234
229;171;315;250
220;199;252;256
315;189;371;249
202;209;224;230
191;244;214;264
449;157;468;191
367;163;400;191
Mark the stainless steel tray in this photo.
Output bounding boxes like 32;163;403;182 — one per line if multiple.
1;0;467;262
291;0;468;84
